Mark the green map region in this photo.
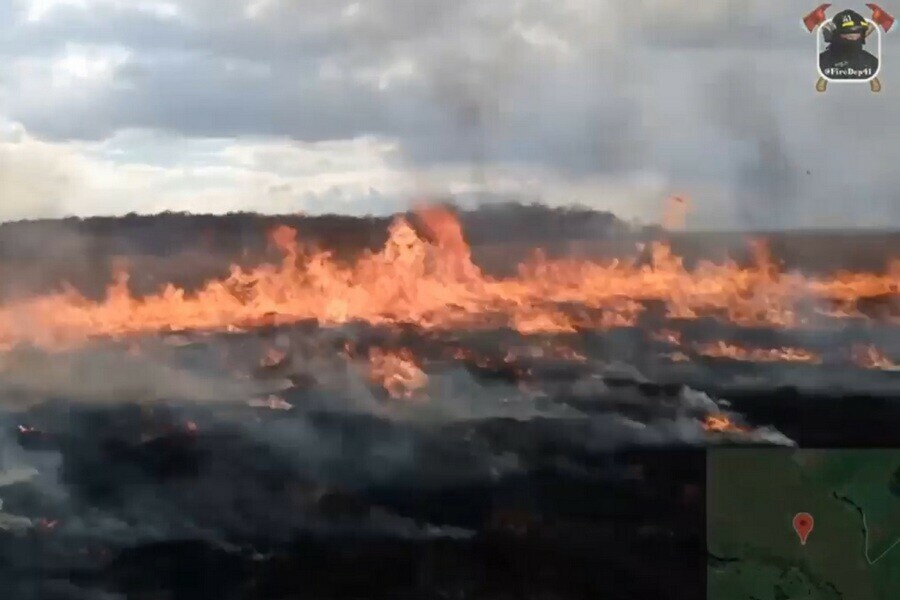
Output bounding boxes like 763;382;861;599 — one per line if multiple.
708;449;900;599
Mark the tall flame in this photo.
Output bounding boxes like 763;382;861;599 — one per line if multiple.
0;208;895;351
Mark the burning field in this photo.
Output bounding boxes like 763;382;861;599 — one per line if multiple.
1;205;899;599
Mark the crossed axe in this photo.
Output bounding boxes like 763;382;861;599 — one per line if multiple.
803;3;894;92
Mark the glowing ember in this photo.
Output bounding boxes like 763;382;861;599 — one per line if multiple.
367;347;428;399
696;341;821;364
0;208;894;351
703;414;748;433
248;395;294;410
652;329;682;346
259;347;288;368
851;344;899;370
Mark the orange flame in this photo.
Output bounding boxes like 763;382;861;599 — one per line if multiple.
259;347;288;369
851;344;898;370
652;329;682;346
703;414;748;433
38;518;60;533
0;208;894;351
367;347;428;399
696;341;821;364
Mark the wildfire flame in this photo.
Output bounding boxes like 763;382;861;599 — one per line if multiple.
259;347;288;369
0;207;895;351
695;341;821;364
652;329;682;346
703;414;748;433
851;344;899;370
367;347;429;399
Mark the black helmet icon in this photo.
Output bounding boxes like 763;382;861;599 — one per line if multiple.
831;9;869;33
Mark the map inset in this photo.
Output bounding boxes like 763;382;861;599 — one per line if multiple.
708;449;900;599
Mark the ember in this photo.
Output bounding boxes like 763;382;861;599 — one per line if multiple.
851;344;899;370
703;414;748;433
695;341;822;364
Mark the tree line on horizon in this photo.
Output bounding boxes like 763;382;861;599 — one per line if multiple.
0;203;632;260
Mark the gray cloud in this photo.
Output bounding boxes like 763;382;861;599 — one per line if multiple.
0;0;897;227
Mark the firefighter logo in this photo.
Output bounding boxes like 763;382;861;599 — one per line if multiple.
802;3;895;92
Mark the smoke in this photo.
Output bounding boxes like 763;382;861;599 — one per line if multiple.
0;344;277;407
708;67;799;229
0;322;780;553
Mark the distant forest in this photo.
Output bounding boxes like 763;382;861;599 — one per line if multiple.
0;203;634;260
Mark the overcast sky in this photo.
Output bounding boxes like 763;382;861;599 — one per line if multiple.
0;0;897;228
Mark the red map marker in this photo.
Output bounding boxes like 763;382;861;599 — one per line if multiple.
793;512;814;545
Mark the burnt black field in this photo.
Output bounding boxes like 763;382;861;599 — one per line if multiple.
0;206;898;600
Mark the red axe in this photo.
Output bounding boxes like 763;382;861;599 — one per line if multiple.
866;3;895;31
803;3;831;32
